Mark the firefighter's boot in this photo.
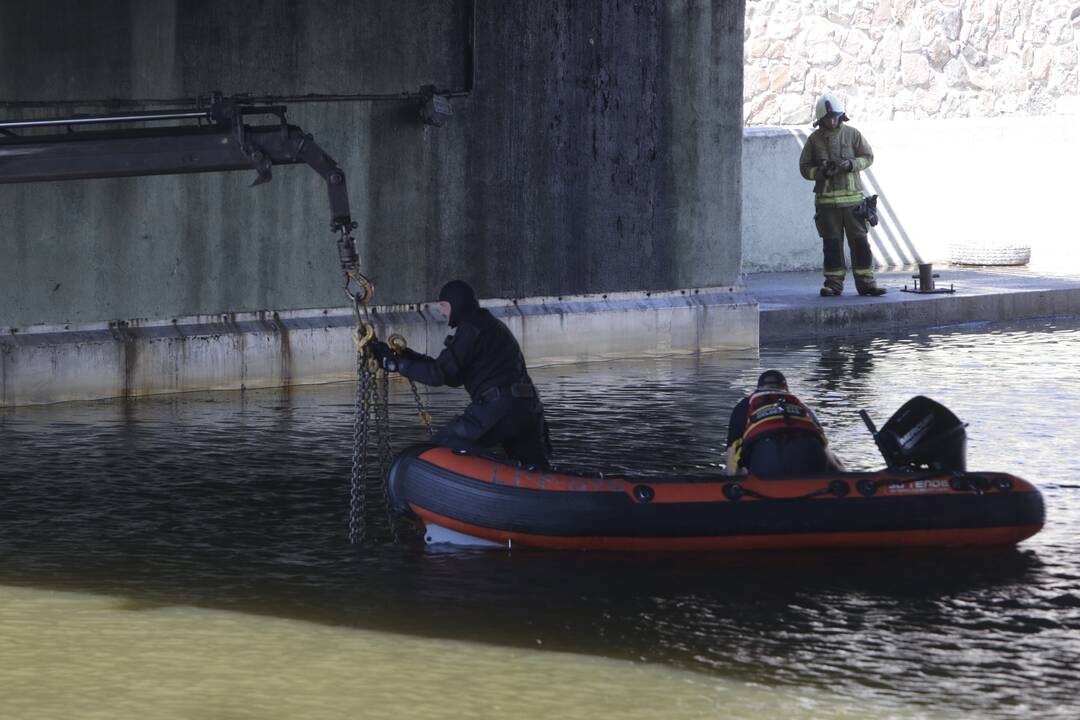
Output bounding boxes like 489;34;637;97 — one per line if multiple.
854;270;886;296
820;274;845;297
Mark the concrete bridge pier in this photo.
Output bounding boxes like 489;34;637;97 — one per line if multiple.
0;1;752;406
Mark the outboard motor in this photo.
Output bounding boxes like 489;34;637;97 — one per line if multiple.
860;396;968;471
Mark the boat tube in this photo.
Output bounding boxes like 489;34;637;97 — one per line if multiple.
386;397;1045;551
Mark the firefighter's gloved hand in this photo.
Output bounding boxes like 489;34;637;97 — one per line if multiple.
371;341;399;372
821;159;853;177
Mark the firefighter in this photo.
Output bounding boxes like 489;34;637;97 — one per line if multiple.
371;280;551;467
798;93;886;297
725;370;844;477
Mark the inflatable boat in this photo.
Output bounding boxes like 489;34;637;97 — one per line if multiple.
386;397;1045;551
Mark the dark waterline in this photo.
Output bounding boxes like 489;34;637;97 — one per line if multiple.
1;317;1079;718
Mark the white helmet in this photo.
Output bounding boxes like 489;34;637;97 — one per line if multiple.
813;93;849;126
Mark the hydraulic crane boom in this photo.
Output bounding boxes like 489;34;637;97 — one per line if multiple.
0;95;362;287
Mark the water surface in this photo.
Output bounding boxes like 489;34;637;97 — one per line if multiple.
1;317;1078;719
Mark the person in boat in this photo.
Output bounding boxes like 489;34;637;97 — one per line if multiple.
371;280;551;467
725;370;844;477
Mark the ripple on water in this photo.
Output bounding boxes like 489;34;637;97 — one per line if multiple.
1;317;1080;718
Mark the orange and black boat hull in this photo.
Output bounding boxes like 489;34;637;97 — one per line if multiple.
387;445;1045;551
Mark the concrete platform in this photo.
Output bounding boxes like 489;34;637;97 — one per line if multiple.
750;266;1080;342
0;286;757;407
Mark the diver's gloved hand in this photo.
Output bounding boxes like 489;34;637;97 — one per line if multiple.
836;158;854;173
371;340;399;372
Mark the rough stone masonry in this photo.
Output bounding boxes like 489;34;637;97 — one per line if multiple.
744;0;1080;125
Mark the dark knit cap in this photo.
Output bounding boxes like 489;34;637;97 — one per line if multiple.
756;370;788;390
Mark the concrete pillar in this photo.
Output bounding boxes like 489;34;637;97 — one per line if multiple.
0;1;753;405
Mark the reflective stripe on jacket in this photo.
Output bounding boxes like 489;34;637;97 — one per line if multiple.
798;124;873;208
741;390;827;453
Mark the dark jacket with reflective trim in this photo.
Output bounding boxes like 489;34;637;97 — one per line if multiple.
397;307;533;403
798;124;873;208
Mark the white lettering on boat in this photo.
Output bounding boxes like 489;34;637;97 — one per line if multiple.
886;479;951;493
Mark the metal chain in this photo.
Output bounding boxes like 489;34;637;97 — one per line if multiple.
348;345;373;544
342;281;435;545
376;371;400;543
363;363;386;539
407;379;434;437
340;234;401;546
388;334;434;436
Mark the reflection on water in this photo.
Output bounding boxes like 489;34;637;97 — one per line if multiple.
1;317;1079;719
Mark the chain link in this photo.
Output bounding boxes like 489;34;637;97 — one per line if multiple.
376;371;400;543
348;346;372;544
407;379;434;437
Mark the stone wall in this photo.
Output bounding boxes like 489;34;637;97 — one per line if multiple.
744;0;1080;125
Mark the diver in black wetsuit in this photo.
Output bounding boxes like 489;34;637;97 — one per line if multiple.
372;280;551;467
725;370;844;477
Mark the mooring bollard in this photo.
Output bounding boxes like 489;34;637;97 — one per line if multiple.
918;263;935;290
902;262;956;295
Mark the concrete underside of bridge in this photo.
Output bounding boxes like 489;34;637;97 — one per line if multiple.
0;1;750;406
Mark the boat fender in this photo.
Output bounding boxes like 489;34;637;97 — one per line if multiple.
723;483;745;501
828;479;850;497
633;485;655;503
856;479;877;497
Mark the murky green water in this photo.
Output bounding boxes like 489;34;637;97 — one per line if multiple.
1;317;1078;719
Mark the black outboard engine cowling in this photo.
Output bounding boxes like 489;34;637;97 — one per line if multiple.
877;396;968;471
